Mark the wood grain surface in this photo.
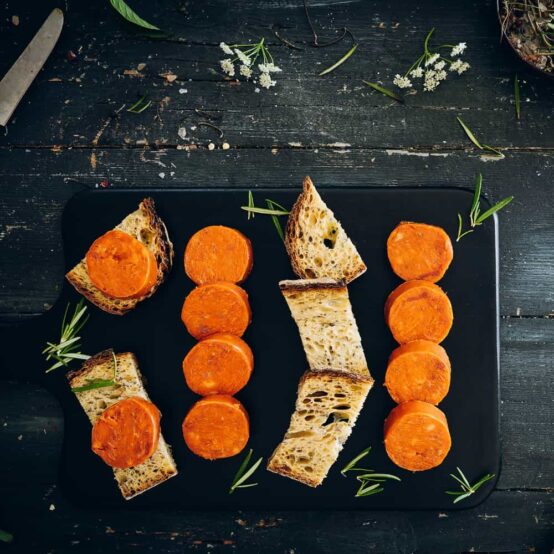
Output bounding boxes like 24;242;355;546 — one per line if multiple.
0;0;552;552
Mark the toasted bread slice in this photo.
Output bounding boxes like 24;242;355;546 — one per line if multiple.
66;198;173;315
280;278;371;377
285;177;366;284
68;350;178;499
267;370;373;487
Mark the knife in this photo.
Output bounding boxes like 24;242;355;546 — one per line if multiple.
0;8;64;127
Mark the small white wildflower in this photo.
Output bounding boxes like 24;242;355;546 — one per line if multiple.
423;70;439;92
219;42;234;55
220;59;235;76
240;64;252;78
259;63;282;74
450;59;470;74
434;60;446;71
425;53;439;66
436;69;448;82
259;72;276;89
410;66;424;78
234;49;251;67
393;73;412;89
450;42;467;57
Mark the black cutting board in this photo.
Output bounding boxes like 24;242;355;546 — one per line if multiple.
0;187;500;510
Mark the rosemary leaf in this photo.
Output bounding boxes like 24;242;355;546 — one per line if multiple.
474;196;514;224
482;144;505;159
71;378;118;393
363;81;405;103
470;173;483;224
247;190;255;220
341;446;371;476
127;95;152;114
229;449;263;494
445;467;495;504
44;300;90;373
319;43;358;76
109;0;160;30
266;200;286;241
457;116;483;149
241;206;291;216
355;482;383;497
514;74;521;120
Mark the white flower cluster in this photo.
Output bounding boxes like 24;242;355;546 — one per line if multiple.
394;37;470;93
219;41;281;90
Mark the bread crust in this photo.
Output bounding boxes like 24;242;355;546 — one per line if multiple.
65;197;173;315
279;277;346;293
285;177;366;284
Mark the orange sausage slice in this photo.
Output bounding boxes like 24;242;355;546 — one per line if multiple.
385;340;451;405
384;400;451;471
185;225;253;285
181;282;251;340
182;395;250;459
385;280;453;344
91;396;161;469
86;229;158;299
183;334;254;396
387;222;453;283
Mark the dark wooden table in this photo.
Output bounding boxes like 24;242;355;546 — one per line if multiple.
1;1;552;552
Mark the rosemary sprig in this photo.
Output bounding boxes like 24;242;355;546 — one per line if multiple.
109;0;159;30
363;81;405;103
445;467;495;504
456;117;504;158
341;446;400;497
514;74;521;120
319;43;358;76
247;190;255;220
241;192;291;241
43;300;90;373
457;173;514;241
71;350;120;393
229;449;263;494
127;95;152;114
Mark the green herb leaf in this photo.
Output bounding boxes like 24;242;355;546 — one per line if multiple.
44;300;90;373
482;144;505;159
474;196;514;224
247;190;255;220
266;199;286;241
109;0;160;30
241;206;291;216
127;95;152;114
319;43;358;76
341;446;372;476
0;530;13;543
229;449;263;494
457;116;483;149
445;467;495;504
71;350;119;393
362;81;405;103
456;174;512;242
514;74;521;120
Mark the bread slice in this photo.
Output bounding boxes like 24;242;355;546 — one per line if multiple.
66;198;174;315
67;349;178;499
285;177;366;284
280;278;371;377
267;370;373;487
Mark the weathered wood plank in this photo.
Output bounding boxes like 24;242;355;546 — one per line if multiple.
1;1;554;149
0;148;552;317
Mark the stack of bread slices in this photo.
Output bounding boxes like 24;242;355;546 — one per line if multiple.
267;177;374;487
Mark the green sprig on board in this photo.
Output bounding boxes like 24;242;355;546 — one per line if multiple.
127;95;152;114
341;446;401;497
363;81;405;103
445;467;495;503
43;300;90;373
319;43;358;76
456;117;504;158
457;173;514;241
109;0;159;30
514;74;521;120
242;192;291;242
229;449;263;494
71;351;120;393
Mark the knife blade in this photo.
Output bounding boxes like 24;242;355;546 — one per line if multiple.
0;8;64;127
